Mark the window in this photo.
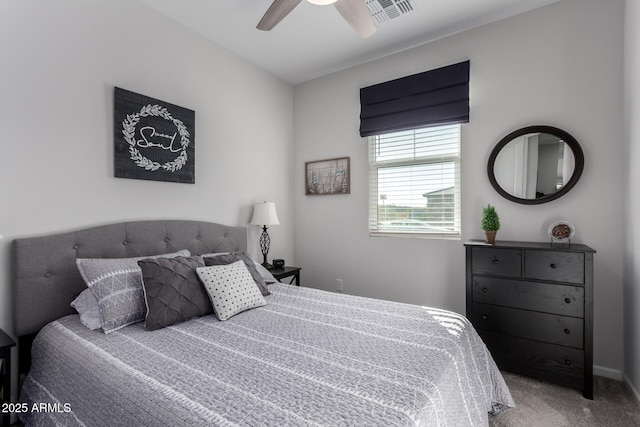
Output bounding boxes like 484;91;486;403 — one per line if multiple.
369;124;461;238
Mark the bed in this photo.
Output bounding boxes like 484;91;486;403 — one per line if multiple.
14;220;513;426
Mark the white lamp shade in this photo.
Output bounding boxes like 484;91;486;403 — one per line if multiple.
250;202;280;226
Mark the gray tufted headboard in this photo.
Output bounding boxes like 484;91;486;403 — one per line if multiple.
13;220;247;339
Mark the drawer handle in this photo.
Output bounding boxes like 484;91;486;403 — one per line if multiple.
482;288;488;293
550;263;557;269
492;258;499;264
564;298;571;304
481;315;488;320
564;328;570;334
565;359;572;366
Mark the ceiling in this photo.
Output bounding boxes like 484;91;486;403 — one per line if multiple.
136;0;561;85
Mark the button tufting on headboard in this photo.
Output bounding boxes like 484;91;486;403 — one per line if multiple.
14;220;248;338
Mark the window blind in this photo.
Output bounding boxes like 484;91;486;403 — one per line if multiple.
359;60;470;137
369;124;461;237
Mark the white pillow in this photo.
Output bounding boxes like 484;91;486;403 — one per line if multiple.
200;252;229;257
196;260;266;321
70;289;101;330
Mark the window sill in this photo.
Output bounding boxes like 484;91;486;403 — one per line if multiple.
369;231;461;240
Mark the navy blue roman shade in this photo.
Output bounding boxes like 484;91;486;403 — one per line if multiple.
359;60;470;137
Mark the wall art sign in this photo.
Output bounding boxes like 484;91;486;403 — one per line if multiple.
114;87;195;183
305;157;350;195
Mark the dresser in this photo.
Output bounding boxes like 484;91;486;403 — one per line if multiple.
464;240;595;399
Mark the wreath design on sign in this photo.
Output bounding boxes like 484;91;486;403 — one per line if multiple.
122;104;190;172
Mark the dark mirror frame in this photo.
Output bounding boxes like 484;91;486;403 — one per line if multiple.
488;125;584;205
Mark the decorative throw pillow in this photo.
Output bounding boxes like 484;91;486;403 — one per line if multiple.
196;261;267;321
137;256;212;330
70;289;101;330
76;249;190;334
203;252;270;296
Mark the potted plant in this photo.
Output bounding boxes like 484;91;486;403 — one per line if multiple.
481;204;500;244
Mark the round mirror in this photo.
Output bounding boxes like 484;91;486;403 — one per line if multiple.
488;126;584;204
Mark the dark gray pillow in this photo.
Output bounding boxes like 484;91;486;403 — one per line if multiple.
203;252;270;296
138;255;213;331
77;249;190;334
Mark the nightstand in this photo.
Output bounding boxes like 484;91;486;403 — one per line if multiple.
0;328;16;427
268;266;301;286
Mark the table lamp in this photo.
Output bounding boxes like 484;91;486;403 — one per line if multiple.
250;202;280;267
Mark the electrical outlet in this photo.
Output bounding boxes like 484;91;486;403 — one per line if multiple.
336;279;344;292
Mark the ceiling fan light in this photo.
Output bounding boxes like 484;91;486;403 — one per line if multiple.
307;0;338;5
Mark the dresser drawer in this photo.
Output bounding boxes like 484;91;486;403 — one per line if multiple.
471;247;521;277
472;276;584;317
478;331;584;389
472;303;584;349
524;250;584;284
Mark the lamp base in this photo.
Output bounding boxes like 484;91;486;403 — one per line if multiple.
259;226;272;269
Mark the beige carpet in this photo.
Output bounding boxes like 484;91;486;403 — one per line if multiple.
490;372;640;427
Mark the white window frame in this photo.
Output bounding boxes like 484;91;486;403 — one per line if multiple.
368;124;461;239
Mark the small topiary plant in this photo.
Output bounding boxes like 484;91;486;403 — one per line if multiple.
481;204;500;231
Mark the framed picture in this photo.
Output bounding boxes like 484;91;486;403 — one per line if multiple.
114;87;195;183
305;157;350;195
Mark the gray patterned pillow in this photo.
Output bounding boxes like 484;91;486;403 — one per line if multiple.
76;249;190;333
196;261;267;321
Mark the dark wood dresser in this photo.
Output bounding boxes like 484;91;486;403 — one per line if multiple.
464;240;595;399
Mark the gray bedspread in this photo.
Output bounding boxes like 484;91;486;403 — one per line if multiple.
20;284;514;426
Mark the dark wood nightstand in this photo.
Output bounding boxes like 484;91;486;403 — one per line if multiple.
0;328;16;427
267;266;301;286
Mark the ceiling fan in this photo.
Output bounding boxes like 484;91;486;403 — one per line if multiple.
257;0;377;38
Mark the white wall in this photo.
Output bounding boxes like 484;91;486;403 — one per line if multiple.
0;0;294;400
294;0;625;375
624;0;640;401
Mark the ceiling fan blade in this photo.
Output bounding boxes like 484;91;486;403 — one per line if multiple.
257;0;303;31
334;0;377;38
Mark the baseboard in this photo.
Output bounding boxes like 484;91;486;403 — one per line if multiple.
591;366;640;406
594;365;622;380
622;373;640;406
